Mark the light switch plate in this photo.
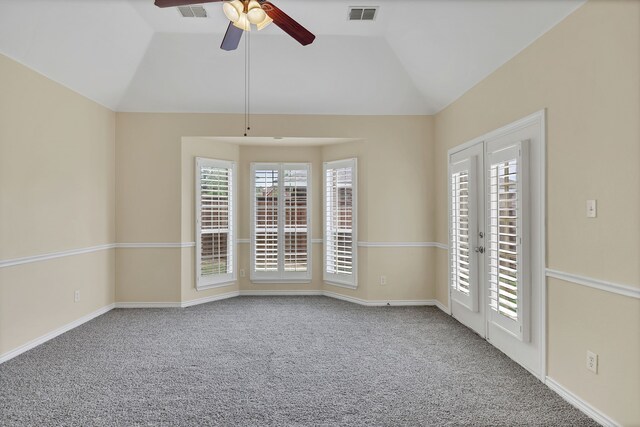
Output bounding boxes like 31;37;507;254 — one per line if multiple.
586;200;597;218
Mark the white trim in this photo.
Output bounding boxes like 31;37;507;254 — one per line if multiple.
239;290;323;296
545;377;619;427
546;269;640;300
0;303;115;365
0;244;116;269
324;280;358;290
0;240;449;269
357;242;446;248
116;291;242;309
538;110;548;382
249;280;312;285
323;291;437;307
434;299;450;314
181;290;240;307
115;302;182;308
116;242;195;248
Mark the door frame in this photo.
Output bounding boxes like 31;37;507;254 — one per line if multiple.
446;109;547;380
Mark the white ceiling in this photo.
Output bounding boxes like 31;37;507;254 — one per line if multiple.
0;0;585;115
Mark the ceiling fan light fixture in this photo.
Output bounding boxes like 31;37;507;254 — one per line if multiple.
256;14;273;30
223;0;243;22
247;0;266;25
232;13;252;31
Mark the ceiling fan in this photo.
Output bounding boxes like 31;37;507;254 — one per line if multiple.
154;0;316;51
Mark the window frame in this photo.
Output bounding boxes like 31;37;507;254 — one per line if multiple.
250;162;312;284
323;158;358;289
195;157;237;290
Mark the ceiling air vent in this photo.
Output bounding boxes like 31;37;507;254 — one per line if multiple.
348;6;378;21
178;5;208;18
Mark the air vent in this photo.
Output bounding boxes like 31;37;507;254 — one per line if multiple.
178;5;208;18
348;6;378;21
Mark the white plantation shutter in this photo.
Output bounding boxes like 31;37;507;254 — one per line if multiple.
449;157;479;311
196;158;236;289
284;167;309;273
324;158;357;288
254;167;280;273
487;140;529;341
251;163;311;282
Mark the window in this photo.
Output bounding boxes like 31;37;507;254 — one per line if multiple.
251;163;311;283
487;140;529;341
324;158;357;288
195;158;236;290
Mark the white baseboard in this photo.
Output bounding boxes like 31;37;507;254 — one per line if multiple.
181;291;240;308
434;299;450;314
322;291;437;307
545;377;619;427
115;291;242;309
239;290;323;296
115;301;182;308
0;303;115;365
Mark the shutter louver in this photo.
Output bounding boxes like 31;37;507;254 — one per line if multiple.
196;158;236;289
324;159;357;288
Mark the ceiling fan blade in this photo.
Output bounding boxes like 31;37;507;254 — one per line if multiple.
221;22;244;51
262;1;316;46
154;0;223;8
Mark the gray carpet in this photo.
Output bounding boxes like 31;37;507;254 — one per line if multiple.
1;296;597;426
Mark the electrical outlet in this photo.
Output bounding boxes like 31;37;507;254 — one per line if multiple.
586;351;598;373
240;269;245;278
380;275;387;286
74;290;80;303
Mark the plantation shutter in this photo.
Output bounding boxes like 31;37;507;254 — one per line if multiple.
324;158;357;288
449;156;479;311
487;140;529;341
251;163;311;282
284;166;309;273
196;158;236;290
254;167;279;273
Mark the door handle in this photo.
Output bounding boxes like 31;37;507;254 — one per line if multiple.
474;246;485;254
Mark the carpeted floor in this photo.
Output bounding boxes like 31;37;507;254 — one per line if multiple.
1;296;597;426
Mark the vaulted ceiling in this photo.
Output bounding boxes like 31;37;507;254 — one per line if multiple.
0;0;584;115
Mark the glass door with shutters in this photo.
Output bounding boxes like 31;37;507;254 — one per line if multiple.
448;113;543;378
448;142;486;337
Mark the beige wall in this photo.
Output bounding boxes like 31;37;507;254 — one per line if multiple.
433;1;640;424
0;53;115;355
115;114;435;304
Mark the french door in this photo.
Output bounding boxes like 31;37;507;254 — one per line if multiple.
448;113;544;378
449;143;486;337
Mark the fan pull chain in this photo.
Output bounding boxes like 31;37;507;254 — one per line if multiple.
244;29;251;137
